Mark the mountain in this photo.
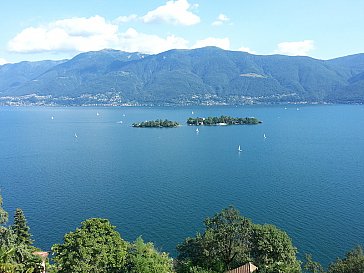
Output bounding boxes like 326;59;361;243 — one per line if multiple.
1;47;363;105
0;60;65;93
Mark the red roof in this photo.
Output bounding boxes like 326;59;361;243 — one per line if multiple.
226;262;258;273
33;252;49;259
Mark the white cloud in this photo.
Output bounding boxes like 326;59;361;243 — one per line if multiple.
192;37;230;50
212;13;230;26
0;58;7;65
275;40;314;56
7;15;236;56
114;14;138;24
116;28;189;54
142;0;200;26
8;16;118;53
237;46;256;54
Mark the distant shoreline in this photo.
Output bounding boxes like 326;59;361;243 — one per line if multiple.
0;99;351;108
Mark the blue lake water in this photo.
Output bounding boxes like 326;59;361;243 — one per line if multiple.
0;105;363;266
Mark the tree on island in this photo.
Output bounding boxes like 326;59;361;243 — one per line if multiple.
187;116;261;126
132;119;180;128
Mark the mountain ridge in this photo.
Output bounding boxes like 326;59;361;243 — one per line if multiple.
1;47;363;105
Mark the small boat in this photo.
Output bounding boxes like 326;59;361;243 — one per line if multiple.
196;128;199;133
238;145;242;152
51;116;54;120
96;112;99;116
117;121;123;124
192;111;194;114
263;133;267;139
74;133;78;138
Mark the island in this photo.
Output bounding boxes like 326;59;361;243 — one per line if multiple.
187;115;262;126
132;119;180;128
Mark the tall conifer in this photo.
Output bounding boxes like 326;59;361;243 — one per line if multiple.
12;208;32;245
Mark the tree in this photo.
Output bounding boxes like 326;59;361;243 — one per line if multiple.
177;234;208;272
177;206;253;273
0;192;15;273
124;236;173;273
0;195;41;273
304;246;364;273
327;246;364;273
304;254;324;273
11;209;32;246
251;224;301;273
203;207;252;270
52;218;127;273
177;207;302;273
0;193;8;225
188;266;218;273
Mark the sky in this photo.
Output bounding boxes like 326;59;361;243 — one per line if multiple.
1;0;364;64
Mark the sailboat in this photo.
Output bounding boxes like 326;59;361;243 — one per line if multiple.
238;145;242;152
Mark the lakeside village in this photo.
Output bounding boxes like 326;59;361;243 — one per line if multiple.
0;92;317;107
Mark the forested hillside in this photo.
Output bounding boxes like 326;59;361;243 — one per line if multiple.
1;47;364;105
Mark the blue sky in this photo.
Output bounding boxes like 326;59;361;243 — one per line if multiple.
1;0;364;64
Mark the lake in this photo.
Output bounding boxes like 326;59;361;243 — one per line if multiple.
0;105;363;266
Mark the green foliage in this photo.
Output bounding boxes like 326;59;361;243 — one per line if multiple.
304;246;364;273
304;254;324;273
3;47;364;104
52;218;127;273
11;209;32;246
132;119;180;128
177;206;253;273
0;195;42;273
0;193;8;225
0;228;16;253
251;224;301;273
327;246;364;273
177;207;301;273
203;207;253;270
187;116;261;126
188;266;218;273
124;236;173;273
0;247;16;273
